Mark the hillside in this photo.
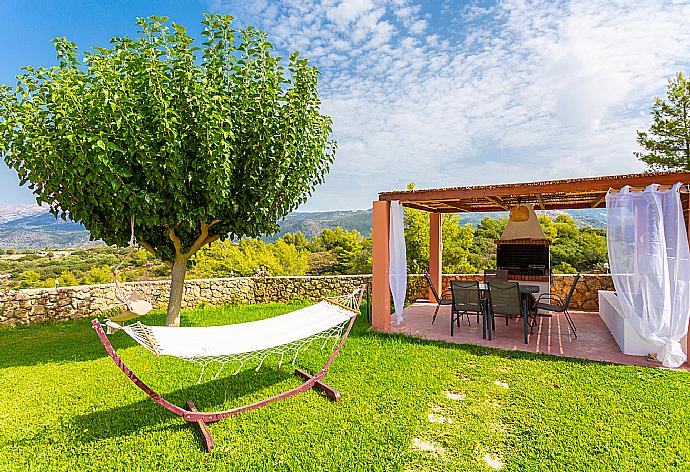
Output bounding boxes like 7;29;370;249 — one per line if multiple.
267;209;374;241
0;205;607;250
0;205;97;250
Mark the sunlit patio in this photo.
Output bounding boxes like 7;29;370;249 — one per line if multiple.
389;301;690;369
370;170;690;370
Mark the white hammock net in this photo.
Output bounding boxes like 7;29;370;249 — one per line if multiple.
107;290;363;382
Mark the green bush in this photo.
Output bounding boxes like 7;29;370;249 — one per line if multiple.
19;270;42;288
553;262;577;274
57;270;78;287
83;266;113;285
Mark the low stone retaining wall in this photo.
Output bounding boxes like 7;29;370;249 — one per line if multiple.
0;273;612;327
0;275;371;327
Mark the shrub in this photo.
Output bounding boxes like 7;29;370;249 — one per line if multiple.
19;270;42;288
57;270;78;287
83;266;113;285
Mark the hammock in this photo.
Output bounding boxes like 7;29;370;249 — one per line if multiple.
106;299;356;381
92;287;365;452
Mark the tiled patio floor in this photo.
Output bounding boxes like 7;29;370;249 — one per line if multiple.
388;301;689;370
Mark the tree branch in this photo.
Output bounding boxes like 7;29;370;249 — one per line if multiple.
185;220;221;258
201;234;220;247
168;227;183;254
139;239;157;257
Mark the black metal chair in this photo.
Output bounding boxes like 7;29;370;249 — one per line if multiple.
424;272;452;324
450;280;488;338
536;274;580;338
484;269;509;283
487;280;531;344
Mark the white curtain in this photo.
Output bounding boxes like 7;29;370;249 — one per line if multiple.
389;201;407;324
606;183;690;367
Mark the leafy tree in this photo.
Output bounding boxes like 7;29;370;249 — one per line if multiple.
471;216;507;269
403;204;478;274
553;262;577;274
543;214;608;272
636;72;690;170
193;240;248;277
0;15;335;325
234;239;289;276
329;230;369;274
311;228;355;252
40;278;57;289
403;206;430;274
442;214;479;274
191;238;308;278
280;231;310;252
339;237;372;275
270;240;309;276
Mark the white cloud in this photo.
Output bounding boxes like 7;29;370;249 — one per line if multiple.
327;0;375;24
208;0;690;211
408;19;427;34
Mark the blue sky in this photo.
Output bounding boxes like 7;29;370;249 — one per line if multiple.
1;0;690;211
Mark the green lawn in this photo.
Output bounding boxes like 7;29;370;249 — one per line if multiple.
1;302;689;471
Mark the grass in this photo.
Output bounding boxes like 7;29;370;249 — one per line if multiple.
1;302;689;471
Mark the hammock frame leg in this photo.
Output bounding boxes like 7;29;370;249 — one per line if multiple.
294;368;341;401
91;313;357;452
186;400;214;452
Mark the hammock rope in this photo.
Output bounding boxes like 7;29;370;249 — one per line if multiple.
104;215;154;326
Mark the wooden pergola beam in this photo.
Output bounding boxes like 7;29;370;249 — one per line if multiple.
591;193;607;208
395;198;652;213
402;202;439;212
485;196;509;210
438;201;473;212
536;194;545;210
379;172;690;206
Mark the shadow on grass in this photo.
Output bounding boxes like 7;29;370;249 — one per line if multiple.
0;310;205;369
0;317;138;369
71;366;293;443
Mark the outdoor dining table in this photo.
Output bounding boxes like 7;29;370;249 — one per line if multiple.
478;282;540;344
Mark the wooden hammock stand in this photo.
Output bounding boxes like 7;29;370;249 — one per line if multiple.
91;289;363;452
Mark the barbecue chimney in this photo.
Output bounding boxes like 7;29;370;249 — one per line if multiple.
496;204;551;281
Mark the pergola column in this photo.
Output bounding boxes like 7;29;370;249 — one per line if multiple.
371;200;391;331
429;212;442;300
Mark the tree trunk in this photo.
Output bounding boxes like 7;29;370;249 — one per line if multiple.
166;253;188;327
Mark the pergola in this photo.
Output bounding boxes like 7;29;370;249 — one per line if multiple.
370;171;690;332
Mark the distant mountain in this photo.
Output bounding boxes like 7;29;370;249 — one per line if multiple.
1;211;86;232
0;204;46;224
0;206;95;250
267;209;374;241
456;209;607;230
0;205;608;250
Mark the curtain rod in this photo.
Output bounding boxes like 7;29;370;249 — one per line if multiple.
608;184;690;193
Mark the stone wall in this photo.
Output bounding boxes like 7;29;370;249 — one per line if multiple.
0;273;612;327
550;274;613;311
0;275;371;327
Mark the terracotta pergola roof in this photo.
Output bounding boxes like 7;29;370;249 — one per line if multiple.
378;171;690;213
